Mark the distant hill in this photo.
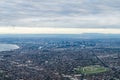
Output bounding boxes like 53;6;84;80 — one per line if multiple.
0;33;120;39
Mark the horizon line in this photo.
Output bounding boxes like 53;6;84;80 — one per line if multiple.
0;27;120;34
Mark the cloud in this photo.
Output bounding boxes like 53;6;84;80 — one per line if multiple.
0;0;120;28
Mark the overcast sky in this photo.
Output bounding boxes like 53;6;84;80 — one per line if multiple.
0;0;120;34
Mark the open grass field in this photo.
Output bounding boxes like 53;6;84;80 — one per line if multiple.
75;65;109;75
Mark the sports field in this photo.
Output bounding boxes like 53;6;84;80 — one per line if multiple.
75;65;109;75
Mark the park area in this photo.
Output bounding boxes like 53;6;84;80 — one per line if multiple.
75;65;109;75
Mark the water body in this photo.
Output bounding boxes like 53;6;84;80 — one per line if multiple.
0;44;19;52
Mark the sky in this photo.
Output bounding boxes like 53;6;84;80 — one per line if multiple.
0;0;120;34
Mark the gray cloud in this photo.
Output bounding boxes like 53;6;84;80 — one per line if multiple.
0;0;120;28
